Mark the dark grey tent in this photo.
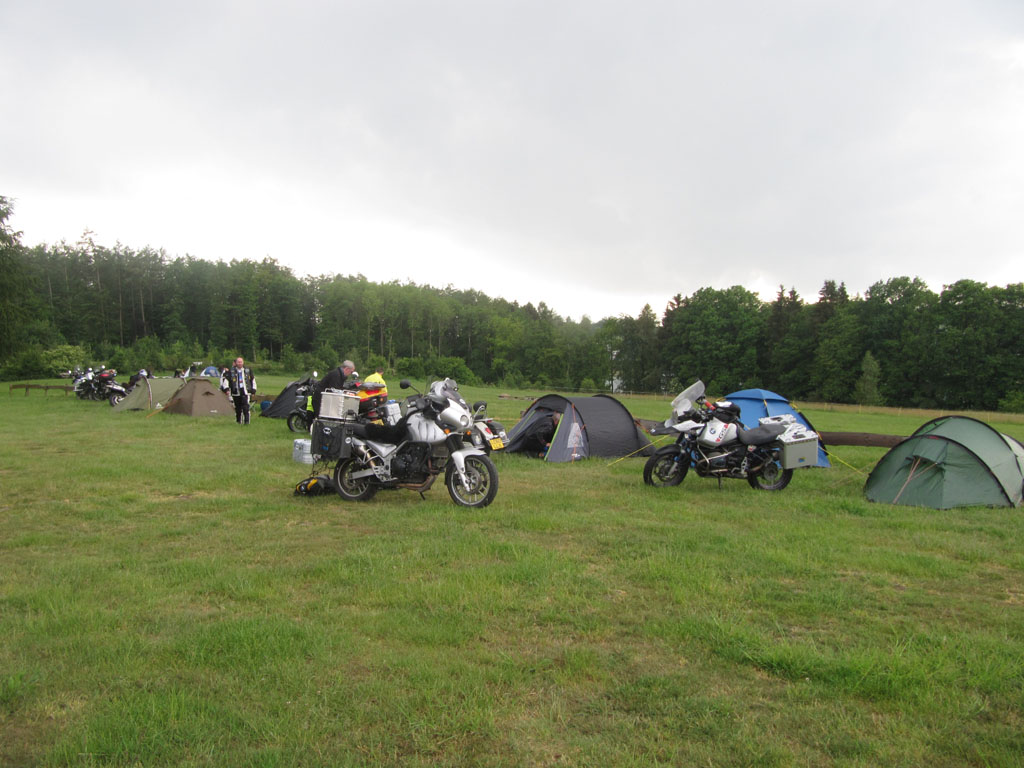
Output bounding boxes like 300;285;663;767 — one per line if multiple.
864;415;1024;508
505;394;652;462
261;374;316;419
262;381;301;418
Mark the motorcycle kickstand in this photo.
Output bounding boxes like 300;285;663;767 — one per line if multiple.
717;477;723;490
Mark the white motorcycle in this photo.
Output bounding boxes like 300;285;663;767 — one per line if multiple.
324;378;499;508
468;399;507;454
643;380;813;491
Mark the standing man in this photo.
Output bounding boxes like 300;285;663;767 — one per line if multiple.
221;356;257;425
312;359;355;418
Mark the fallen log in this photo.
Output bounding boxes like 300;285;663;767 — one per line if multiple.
818;432;904;448
638;420;904;449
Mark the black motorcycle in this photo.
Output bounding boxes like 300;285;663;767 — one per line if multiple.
287;379;317;433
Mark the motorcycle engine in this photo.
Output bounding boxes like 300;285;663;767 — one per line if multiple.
391;442;431;481
696;446;746;476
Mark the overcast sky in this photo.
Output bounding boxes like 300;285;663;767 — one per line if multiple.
3;1;1022;321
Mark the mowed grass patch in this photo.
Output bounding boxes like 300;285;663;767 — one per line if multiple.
1;384;1023;766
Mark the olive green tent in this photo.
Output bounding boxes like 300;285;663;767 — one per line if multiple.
160;378;233;417
864;416;1024;509
111;377;185;411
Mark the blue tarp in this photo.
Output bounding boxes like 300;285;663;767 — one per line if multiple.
725;388;831;467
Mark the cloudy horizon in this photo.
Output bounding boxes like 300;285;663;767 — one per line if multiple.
3;0;1022;321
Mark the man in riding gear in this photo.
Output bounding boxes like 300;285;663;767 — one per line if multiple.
312;359;355;418
221;357;257;425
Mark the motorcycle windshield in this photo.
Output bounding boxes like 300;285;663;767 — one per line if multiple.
431;378;469;411
671;380;705;418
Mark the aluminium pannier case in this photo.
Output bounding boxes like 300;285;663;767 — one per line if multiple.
320;390;360;421
778;426;819;469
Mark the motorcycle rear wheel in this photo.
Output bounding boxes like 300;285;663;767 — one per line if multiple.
287;411;309;433
747;460;793;491
643;454;688;486
445;455;498;508
109;393;125;407
333;458;378;501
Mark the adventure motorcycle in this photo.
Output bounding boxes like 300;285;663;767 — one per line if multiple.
469;399;507;454
643;380;808;491
324;378;499;508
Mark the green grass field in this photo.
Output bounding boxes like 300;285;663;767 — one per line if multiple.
2;378;1023;767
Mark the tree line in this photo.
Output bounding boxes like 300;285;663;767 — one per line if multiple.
2;196;1022;411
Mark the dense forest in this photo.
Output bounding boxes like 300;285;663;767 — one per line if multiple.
2;196;1022;411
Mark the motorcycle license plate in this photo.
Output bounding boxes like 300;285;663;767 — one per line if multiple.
489;437;505;450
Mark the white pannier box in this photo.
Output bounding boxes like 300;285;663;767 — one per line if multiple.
758;414;797;427
320;389;360;420
382;400;402;425
293;438;314;465
777;425;819;469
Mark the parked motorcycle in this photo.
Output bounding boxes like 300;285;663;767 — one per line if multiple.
350;380;389;422
326;378;499;507
92;369;120;402
287;379;318;433
469;399;507;454
288;376;389;433
107;380;129;406
643;380;812;491
73;367;120;402
72;368;94;399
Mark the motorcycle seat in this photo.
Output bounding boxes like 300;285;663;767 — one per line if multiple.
352;418;409;444
738;422;786;446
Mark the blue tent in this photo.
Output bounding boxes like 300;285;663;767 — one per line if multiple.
725;388;830;467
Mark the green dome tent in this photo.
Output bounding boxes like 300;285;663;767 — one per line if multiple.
864;416;1024;509
111;377;185;411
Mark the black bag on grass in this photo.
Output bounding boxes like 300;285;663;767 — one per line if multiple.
294;475;333;496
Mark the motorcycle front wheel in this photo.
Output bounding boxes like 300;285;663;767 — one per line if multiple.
287;411;309;433
748;460;793;491
333;458;378;501
445;455;498;508
643;454;688;486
